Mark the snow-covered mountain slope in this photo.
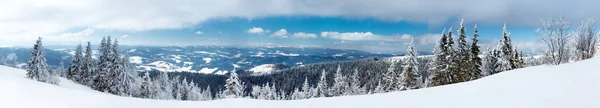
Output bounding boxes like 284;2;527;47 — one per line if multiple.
2;58;600;108
248;64;290;75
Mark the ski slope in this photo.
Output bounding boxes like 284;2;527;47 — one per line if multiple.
2;58;600;108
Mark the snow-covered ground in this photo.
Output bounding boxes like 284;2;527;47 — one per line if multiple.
2;58;600;108
248;64;278;75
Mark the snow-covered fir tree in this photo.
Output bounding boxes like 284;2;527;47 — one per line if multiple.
251;85;262;99
291;88;302;100
153;72;173;100
372;80;384;94
203;86;213;100
446;28;459;84
180;77;191;100
349;68;365;95
108;39;123;94
428;29;449;87
301;77;312;99
80;42;95;86
381;61;400;91
67;44;83;81
499;24;517;70
140;72;153;98
330;65;347;96
222;71;244;98
171;76;183;100
455;20;471;83
400;39;422;90
187;81;203;101
56;60;66;78
93;36;114;92
26;37;58;85
313;69;329;98
470;25;483;80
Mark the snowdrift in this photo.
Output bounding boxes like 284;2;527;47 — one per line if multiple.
2;58;600;108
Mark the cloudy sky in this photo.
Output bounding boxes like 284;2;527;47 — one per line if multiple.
0;0;597;53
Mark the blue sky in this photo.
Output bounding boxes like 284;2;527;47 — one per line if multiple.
0;0;596;53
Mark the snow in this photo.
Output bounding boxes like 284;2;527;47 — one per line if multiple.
270;50;300;57
198;68;218;74
128;49;137;53
129;56;143;64
203;58;212;64
248;64;278;75
2;57;600;108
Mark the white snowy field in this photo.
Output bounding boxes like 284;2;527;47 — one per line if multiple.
2;58;600;108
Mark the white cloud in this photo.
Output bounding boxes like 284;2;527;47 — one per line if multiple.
121;35;129;38
247;27;269;34
1;0;597;46
271;29;288;38
321;32;404;41
292;32;317;38
195;31;204;35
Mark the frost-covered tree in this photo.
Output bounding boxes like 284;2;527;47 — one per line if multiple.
93;36;114;92
381;61;400;91
482;47;500;76
349;68;365;95
203;86;213;100
330;65;347;96
187;81;203;101
400;39;422;90
80;42;95;86
26;37;58;85
455;20;471;82
180;77;191;100
301;77;312;99
140;72;152;98
56;60;66;78
108;39;123;94
313;69;329;98
171;76;183;100
574;18;597;60
154;72;173;100
470;25;483;80
537;17;571;65
222;71;244;98
67;44;83;81
291;88;302;100
428;29;449;87
251;85;262;99
372;80;384;94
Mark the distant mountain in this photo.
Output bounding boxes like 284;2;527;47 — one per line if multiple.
0;46;399;74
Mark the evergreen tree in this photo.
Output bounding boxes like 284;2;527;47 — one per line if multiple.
67;44;83;81
301;77;312;99
180;77;191;100
251;85;262;99
80;42;95;86
400;39;422;90
349;68;365;95
499;24;517;70
330;65;347;96
108;39;123;94
428;29;449;87
381;61;400;91
203;86;213;100
456;20;471;82
57;60;66;78
446;28;460;84
26;37;57;85
93;36;113;92
154;72;173;100
470;25;483;80
171;76;183;100
222;71;244;98
373;80;384;94
187;81;203;101
140;72;152;98
313;69;329;98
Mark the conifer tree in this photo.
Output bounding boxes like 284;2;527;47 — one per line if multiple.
203;86;213;100
26;37;57;84
57;60;66;78
428;29;449;87
154;72;173;100
80;42;95;86
330;65;347;96
470;25;483;80
301;77;312;99
456;20;471;82
140;72;152;98
381;61;400;91
67;44;83;81
222;71;244;98
313;69;329;98
373;80;384;94
93;36;113;92
400;39;422;90
349;68;364;95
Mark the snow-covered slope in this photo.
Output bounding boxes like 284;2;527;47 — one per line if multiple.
247;64;290;75
2;58;600;108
